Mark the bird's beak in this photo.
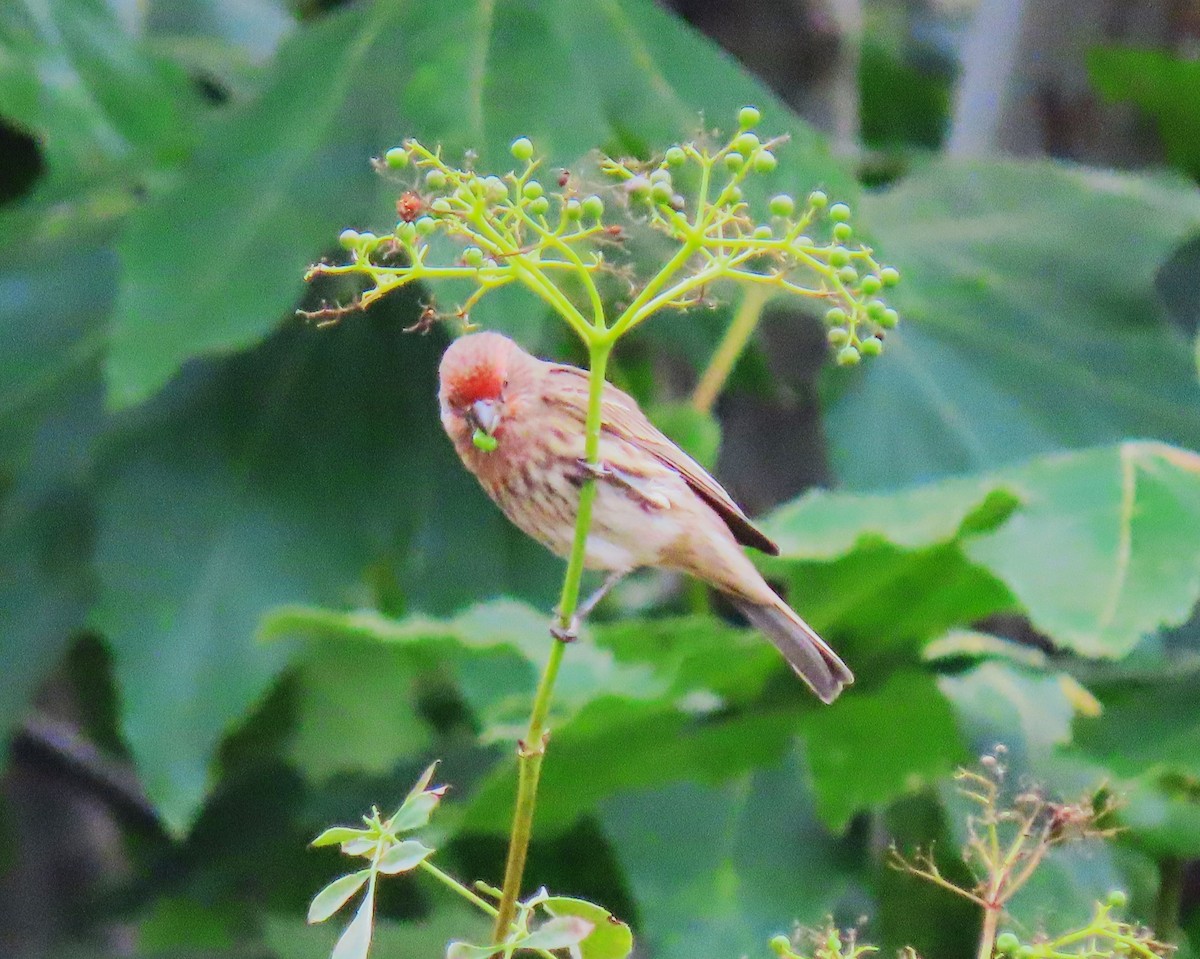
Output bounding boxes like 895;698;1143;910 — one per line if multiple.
470;399;501;435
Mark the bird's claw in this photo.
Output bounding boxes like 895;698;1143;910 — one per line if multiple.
573;458;610;481
550;614;579;643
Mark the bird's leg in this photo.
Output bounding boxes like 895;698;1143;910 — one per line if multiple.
549;568;630;643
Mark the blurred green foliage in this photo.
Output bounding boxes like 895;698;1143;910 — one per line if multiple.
3;2;1200;959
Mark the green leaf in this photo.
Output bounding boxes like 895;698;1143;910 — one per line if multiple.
600;751;859;959
797;671;969;832
1088;47;1200;180
376;839;433;875
521;916;595;952
543;897;633;959
447;942;503;959
964;443;1200;657
392;791;442;833
311;826;367;848
308;870;370;924
0;0;200;191
1074;674;1200;779
332;885;376;959
833;160;1200;488
107;0;851;406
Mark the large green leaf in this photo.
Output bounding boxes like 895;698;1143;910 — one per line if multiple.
107;0;851;406
599;751;861;959
90;314;557;833
763;442;1200;659
830;160;1200;488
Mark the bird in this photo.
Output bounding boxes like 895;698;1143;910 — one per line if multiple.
437;330;852;703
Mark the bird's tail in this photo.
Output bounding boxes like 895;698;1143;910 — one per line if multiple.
729;594;853;703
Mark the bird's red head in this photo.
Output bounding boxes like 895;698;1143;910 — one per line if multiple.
438;332;530;450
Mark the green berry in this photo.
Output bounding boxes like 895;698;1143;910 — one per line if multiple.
530;196;550;216
825;307;847;325
836;345;861;366
754;150;777;173
1107;890;1128;909
415;216;437;236
829;202;851;222
510;137;534;161
724;152;744;171
665;146;686;166
564;198;582;219
866;299;886;320
338;229;360;250
483;176;508;201
463;246;484;267
1015;948;1033;959
880;266;900;286
860;336;883;357
827;327;850;347
808;190;828;209
725;185;743;203
880;308;899;329
582;195;605;219
627;175;651;199
860;275;882;295
733;132;760;153
384;147;409;169
425;169;447;190
753;225;772;239
523;180;544;200
829;247;850;268
996;934;1020;955
738;106;762;129
650;168;672;184
472;428;498;452
833;221;853;242
651;181;674;203
395;222;416;243
769;194;795;217
838;265;858;284
431;198;452;214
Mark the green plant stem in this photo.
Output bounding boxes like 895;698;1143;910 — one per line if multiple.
421;861;499;917
492;340;612;941
691;284;771;414
977;904;1000;959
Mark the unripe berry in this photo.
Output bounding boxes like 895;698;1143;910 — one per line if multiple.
829;247;850;267
825;307;847;325
860;274;882;295
384;147;409;169
483;176;508;201
808;190;828;209
626;175;651;199
650;168;672;184
510;137;534;161
733;132;759;153
665;146;686;167
1016;948;1033;959
530;196;550;216
827;327;850;347
836;345;861;366
338;229;360;250
425;169;447;190
880;308;899;329
415;216;437;236
472;428;498;452
754;150;777;173
523;180;544;200
866;299;886;320
829;202;851;222
738;106;762;129
769;194;795;217
860;335;883;356
463;246;484;267
996;934;1020;954
564;198;582;219
724;152;744;172
651;181;674;204
833;222;853;242
838;265;858;284
725;185;743;203
582;195;604;219
880;266;900;286
1107;890;1128;909
753;225;772;239
395;222;417;243
431;198;452;214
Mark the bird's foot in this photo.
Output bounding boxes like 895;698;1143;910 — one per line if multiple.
571;458;669;510
572;458;611;482
549;613;579;643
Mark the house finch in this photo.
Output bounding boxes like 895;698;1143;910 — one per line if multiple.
437;331;852;703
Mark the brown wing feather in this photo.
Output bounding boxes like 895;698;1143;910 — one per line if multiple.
545;365;780;556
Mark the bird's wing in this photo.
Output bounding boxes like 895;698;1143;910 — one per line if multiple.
545;365;780;556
